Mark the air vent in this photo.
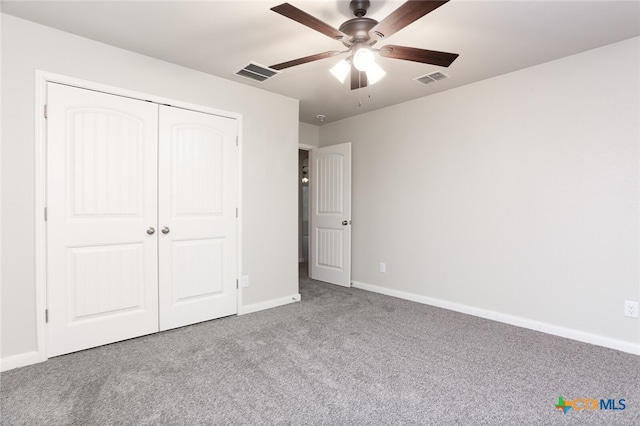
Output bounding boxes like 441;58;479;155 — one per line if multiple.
414;71;450;86
235;62;280;83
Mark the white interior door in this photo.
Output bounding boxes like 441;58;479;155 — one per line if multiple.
158;106;238;331
47;83;159;357
309;143;352;287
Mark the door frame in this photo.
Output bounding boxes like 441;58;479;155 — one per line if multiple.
34;70;243;362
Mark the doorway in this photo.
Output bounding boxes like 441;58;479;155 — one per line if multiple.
299;149;310;279
298;143;352;287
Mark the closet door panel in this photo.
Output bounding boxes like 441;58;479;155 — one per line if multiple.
47;83;159;357
158;106;238;330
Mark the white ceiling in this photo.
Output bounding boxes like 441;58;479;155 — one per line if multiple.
2;0;639;125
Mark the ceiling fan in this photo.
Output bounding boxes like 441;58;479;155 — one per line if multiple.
269;0;459;90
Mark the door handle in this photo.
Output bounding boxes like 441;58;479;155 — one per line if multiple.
161;226;170;234
342;220;349;226
146;227;156;235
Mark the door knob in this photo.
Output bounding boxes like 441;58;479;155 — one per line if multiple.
146;227;156;235
342;220;349;226
161;226;170;234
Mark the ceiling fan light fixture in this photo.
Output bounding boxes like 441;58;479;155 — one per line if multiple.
269;0;459;92
366;62;386;85
353;46;375;71
330;59;350;83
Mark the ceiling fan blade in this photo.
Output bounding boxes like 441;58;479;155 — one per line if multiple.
370;0;449;41
271;3;347;41
379;45;459;67
270;51;342;71
350;63;368;90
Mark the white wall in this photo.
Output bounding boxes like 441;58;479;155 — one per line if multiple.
319;37;640;351
299;122;320;148
0;14;4;365
1;14;299;360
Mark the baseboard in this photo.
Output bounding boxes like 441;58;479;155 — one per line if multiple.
0;350;46;372
239;293;301;315
1;295;303;370
351;281;640;356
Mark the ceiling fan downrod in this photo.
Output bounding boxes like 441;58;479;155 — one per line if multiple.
350;0;370;17
339;0;378;47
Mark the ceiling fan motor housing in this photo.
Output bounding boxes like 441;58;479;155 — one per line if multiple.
339;17;378;46
340;0;377;46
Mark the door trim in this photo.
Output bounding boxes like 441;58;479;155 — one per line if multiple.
298;143;316;151
34;70;243;362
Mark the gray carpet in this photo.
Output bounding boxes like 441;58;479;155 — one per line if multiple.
1;265;639;425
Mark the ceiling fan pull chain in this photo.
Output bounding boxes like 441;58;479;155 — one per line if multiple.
358;72;363;107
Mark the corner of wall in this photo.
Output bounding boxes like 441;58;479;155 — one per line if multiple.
298;122;320;148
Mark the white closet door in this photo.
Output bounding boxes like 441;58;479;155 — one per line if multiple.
47;83;159;357
158;106;238;331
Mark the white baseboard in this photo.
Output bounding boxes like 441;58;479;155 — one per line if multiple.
239;293;301;315
1;294;303;371
351;281;640;356
0;350;46;372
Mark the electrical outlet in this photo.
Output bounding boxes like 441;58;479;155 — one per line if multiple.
242;275;250;288
624;300;639;318
380;263;386;273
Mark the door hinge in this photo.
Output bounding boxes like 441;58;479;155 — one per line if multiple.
44;207;48;221
45;309;49;323
235;208;238;218
236;279;239;289
236;136;238;147
44;104;48;119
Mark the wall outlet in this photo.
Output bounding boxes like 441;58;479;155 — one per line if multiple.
624;300;639;318
379;262;386;273
242;275;250;288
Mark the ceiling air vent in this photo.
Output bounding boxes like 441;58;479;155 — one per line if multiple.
235;62;280;83
414;71;450;86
